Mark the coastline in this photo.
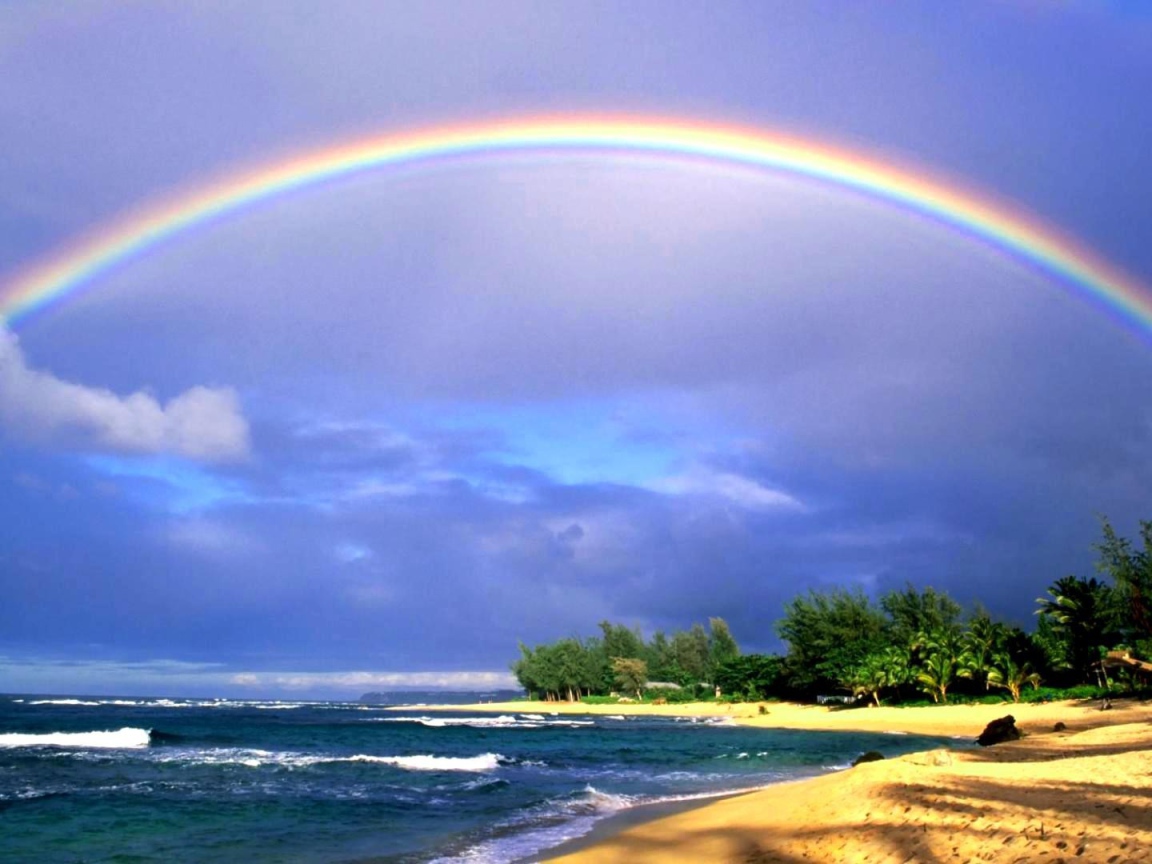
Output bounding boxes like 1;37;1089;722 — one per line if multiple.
399;695;1144;738
407;697;1152;862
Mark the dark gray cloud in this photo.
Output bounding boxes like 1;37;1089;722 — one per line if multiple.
1;2;1151;696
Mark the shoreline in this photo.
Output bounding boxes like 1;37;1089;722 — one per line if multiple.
404;697;1152;862
396;695;1137;737
534;783;770;863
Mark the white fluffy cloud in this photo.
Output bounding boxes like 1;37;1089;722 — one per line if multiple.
0;328;249;461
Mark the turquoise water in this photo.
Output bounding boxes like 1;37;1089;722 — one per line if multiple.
0;694;957;862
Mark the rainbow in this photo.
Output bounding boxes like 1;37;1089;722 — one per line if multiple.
2;116;1151;336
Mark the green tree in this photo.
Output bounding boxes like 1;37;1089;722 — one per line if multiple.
670;625;712;684
878;645;914;695
645;631;674;681
881;584;962;646
708;617;740;674
1030;612;1068;680
599;621;645;660
552;638;587;702
714;654;783;701
579;636;606;698
1095;517;1152;650
959;611;1009;691
986;652;1041;703
844;652;890;707
1036;575;1119;683
511;642;541;699
598;621;646;691
777;588;888;694
914;628;962;703
612;657;648;700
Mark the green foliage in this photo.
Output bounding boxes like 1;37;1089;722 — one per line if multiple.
714;654;783;700
958;610;1009;691
708;617;740;671
661;686;714;704
913;627;962;703
881;584;962;647
612;657;648;699
842;652;889;706
515;514;1151;709
1036;575;1120;682
986;652;1041;702
1017;685;1111;703
777;588;888;694
669;624;712;684
645;631;674;682
511;637;600;702
1095;517;1152;644
514;618;742;700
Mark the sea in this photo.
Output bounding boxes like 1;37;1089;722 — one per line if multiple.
0;691;960;863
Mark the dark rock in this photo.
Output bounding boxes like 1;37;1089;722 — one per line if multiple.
976;714;1021;746
852;750;885;766
1054;721;1066;732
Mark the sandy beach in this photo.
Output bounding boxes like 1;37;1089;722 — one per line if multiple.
413;698;1152;862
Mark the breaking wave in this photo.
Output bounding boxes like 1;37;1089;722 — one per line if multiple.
0;727;152;750
349;753;505;772
379;715;594;729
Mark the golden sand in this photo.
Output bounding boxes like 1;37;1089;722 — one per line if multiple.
413;698;1152;863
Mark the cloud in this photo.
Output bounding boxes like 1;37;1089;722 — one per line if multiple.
166;518;260;556
230;670;518;692
0;328;249;462
652;465;805;511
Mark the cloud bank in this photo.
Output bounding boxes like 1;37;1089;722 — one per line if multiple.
0;328;249;462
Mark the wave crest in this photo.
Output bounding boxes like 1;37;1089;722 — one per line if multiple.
0;727;152;749
348;753;504;772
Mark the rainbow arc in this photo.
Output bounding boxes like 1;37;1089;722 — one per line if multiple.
2;117;1150;338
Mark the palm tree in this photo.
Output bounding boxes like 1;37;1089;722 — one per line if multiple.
844;653;888;707
1036;576;1119;682
987;652;1042;703
959;614;1008;691
914;628;962;704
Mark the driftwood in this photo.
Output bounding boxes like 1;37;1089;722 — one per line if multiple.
1102;650;1152;675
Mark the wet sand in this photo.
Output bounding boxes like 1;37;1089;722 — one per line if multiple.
413;697;1152;862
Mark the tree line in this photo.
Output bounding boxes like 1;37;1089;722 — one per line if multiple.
511;618;739;701
512;517;1151;705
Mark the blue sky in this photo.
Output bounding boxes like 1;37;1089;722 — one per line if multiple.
1;2;1151;698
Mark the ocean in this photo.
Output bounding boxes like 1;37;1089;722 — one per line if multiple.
0;693;958;863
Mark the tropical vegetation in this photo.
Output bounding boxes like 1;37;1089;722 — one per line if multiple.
511;517;1152;705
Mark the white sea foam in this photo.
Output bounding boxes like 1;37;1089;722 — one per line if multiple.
145;747;519;773
378;715;592;730
348;753;504;772
27;699;101;706
0;727;151;749
430;781;781;863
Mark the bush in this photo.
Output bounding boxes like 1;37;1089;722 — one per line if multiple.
1018;685;1110;703
663;688;714;704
